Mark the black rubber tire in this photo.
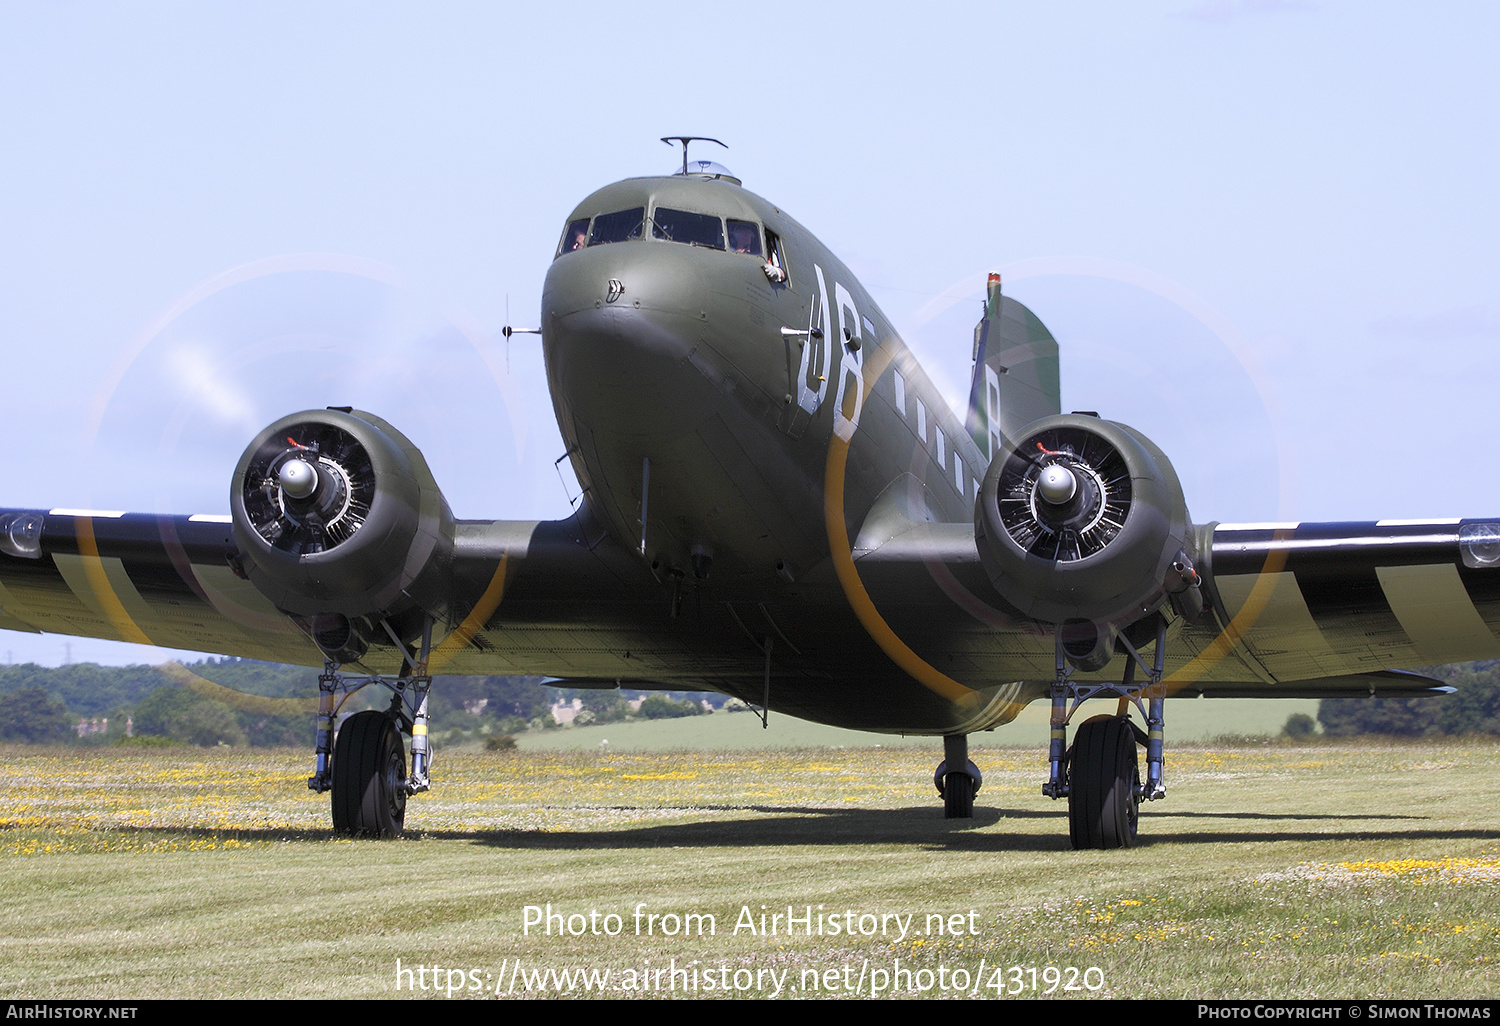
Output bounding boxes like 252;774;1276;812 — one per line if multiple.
1067;716;1140;850
331;711;407;838
942;771;976;819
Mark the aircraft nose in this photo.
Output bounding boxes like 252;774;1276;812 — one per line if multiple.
542;246;710;433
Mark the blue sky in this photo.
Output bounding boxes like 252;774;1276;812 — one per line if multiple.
2;1;1496;664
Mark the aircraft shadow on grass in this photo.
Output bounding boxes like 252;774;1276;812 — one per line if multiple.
85;806;1493;855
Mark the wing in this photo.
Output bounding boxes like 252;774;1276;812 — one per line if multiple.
849;516;1500;700
0;505;780;688
0;509;324;664
0;507;666;679
4;506;1492;715
1193;519;1500;691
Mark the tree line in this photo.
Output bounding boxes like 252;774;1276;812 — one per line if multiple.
1315;661;1500;737
12;654;1491;746
0;658;725;746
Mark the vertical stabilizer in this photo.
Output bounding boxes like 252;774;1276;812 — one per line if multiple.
964;273;1061;465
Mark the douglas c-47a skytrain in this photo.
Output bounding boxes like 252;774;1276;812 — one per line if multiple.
3;139;1498;848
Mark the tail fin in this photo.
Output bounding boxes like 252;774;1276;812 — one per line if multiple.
964;273;1061;464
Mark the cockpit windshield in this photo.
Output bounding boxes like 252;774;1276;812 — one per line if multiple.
589;208;645;245
727;219;762;256
558;203;768;263
651;207;724;250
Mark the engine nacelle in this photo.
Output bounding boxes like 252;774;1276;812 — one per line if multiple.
975;414;1200;669
230;408;455;654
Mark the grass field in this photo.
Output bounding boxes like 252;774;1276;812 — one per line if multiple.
2;731;1498;1000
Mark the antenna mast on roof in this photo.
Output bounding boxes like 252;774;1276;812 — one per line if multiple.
661;136;727;175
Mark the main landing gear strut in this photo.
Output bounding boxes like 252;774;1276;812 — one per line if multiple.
1044;619;1169;850
307;618;435;838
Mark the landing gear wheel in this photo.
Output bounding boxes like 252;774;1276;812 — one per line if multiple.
942;772;976;819
934;758;982;820
331;710;407;838
1068;716;1139;850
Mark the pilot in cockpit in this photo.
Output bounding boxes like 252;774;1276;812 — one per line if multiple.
727;219;761;255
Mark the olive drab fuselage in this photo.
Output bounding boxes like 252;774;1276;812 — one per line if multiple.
538;172;1035;732
542;172;982;584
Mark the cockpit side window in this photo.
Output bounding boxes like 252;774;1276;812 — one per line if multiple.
726;219;762;256
589;208;645;245
764;229;789;284
651;207;724;250
558;218;590;257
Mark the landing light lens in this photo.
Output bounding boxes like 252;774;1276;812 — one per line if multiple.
1459;522;1500;567
0;512;42;559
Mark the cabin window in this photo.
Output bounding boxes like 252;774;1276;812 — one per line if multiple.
589;207;645;245
893;371;906;416
558;218;590;257
651;207;724;249
727;219;762;256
